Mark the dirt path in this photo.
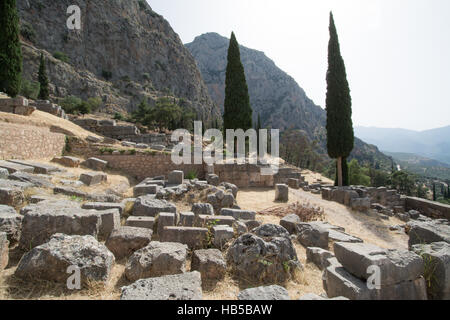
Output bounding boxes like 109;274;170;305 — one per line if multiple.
237;187;409;250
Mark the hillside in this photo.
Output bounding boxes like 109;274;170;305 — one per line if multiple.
186;32;392;171
384;151;450;181
355;126;450;165
17;0;221;122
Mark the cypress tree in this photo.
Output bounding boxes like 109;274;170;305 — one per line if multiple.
325;12;354;187
335;157;349;186
38;53;49;100
0;0;22;97
432;183;436;201
256;113;262;152
223;32;253;132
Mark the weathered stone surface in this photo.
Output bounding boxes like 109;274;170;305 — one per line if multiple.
220;182;239;198
126;216;155;230
82;157;108;171
288;178;299;189
120;271;202;300
80;172;107;186
344;191;359;206
275;184;289;202
191;249;226;285
213;225;234;248
206;174;219;186
0;232;8;271
196;215;235;228
133;196;177;217
0;168;9;179
233;220;248;235
168;170;184;185
321;188;332;201
160;227;208;249
331;188;346;204
15;234;114;285
19;200;102;249
334;242;424;286
220;208;256;220
238;285;290;300
306;247;334;270
407;220;450;248
412;242;450;300
298;293;349;300
350;198;371;212
51;156;81;168
179;212;195;227
125;241;188;281
0;160;35;174
105;227;153;260
297;223;329;249
253;224;290;239
0;188;24;207
221;193;235;208
192;203;214;216
328;230;363;244
227;233;301;284
156;212;176;236
8;171;54;188
95;209;121;241
244;219;262;231
82;202;125;215
133;184;160;197
0;205;22;244
280;214;301;234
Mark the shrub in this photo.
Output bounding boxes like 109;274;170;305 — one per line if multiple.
113;112;125;121
20;22;36;42
19;78;40;100
102;70;112;80
186;170;198;180
142;73;151;81
85;97;102;112
53;51;70;63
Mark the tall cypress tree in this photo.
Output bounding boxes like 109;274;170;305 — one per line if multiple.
223;32;253;132
326;12;354;187
38;53;49;100
256;113;262;152
0;0;22;97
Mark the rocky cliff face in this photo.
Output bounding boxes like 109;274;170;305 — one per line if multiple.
186;32;326;139
187;33;392;169
17;0;220;121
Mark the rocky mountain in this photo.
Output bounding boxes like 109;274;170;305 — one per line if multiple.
17;0;220;121
186;32;326;140
187;33;392;170
355;126;450;165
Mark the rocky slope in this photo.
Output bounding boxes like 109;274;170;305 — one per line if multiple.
17;0;220;122
186;32;325;139
186;33;392;170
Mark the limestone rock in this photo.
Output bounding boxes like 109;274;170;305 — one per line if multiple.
15;234;114;285
125;241;188;281
120;272;202;300
191;249;226;285
105;227;153;260
280;214;301;234
0;232;9;271
0;205;23;244
238;285;290;300
133;196;177;217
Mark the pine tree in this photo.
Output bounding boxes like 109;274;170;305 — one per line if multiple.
38;53;49;100
325;12;354;187
0;0;22;97
223;32;253;132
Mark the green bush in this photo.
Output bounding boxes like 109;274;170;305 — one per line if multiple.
20;78;40;100
60;95;102;115
53;51;70;63
85;97;102;112
102;70;112;80
186;170;198;180
142;73;151;81
20;23;36;42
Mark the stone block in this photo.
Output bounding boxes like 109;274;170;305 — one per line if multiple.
125;216;155;230
168;170;184;185
275;184;289;202
160;227;208;249
220;208;256;220
80;172;107;186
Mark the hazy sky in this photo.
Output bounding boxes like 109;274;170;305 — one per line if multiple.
149;0;450;131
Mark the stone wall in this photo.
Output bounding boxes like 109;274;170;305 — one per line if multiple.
95;154;205;182
214;163;274;188
0;122;66;160
406;197;450;220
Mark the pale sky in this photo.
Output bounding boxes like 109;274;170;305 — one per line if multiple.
149;0;450;131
